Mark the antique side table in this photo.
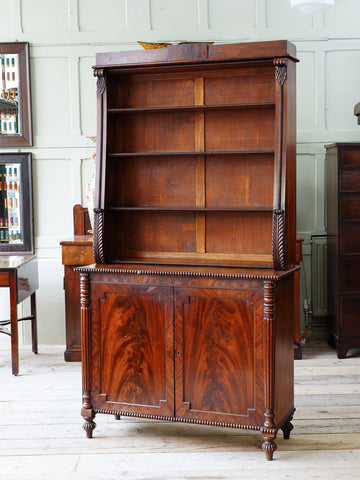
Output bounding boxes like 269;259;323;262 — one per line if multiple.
0;255;38;375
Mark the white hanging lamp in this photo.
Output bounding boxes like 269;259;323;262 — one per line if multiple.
290;0;334;14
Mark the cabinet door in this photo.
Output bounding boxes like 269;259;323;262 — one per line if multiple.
174;287;265;427
90;283;174;417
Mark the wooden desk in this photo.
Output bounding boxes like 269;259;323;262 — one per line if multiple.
0;255;38;375
60;235;94;361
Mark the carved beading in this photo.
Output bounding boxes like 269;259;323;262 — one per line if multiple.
93;208;105;264
75;264;296;281
94;408;261;430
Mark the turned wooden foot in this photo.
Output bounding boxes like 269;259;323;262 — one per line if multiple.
82;415;96;438
281;420;294;440
261;432;277;461
115;414;121;420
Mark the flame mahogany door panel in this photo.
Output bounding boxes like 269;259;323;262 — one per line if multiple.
174;287;264;426
89;282;174;417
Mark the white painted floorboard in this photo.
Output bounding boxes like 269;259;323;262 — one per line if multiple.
0;342;360;480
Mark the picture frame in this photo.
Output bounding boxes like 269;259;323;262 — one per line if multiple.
0;42;32;147
0;152;34;255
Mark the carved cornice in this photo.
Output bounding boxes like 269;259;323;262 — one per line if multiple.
94;67;106;95
274;58;287;86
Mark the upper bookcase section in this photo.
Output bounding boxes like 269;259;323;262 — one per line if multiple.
92;41;298;270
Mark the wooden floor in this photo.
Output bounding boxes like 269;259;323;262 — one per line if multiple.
0;342;360;480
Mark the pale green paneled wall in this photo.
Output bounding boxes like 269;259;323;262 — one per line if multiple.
0;0;359;344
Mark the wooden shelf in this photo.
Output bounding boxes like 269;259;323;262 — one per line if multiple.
108;206;273;212
108;150;275;158
107;103;275;114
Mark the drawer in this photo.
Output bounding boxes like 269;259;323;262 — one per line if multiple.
340;170;360;192
340;223;360;253
341;258;360;292
0;271;10;285
340;194;360;220
61;244;95;265
340;297;360;336
341;149;360;167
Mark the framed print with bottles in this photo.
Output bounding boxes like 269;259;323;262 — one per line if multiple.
0;152;34;255
0;42;32;147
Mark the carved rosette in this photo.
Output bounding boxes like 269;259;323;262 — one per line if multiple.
94;67;106;95
262;280;277;460
93;208;105;264
80;273;96;437
272;209;287;270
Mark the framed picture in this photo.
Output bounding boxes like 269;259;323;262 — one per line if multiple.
0;152;34;255
0;42;32;147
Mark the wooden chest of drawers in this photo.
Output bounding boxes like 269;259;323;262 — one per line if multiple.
326;143;360;358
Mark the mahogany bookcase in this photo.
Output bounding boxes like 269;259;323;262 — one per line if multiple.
79;41;299;461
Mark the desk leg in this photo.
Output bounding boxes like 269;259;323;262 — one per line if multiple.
31;292;38;354
10;273;18;376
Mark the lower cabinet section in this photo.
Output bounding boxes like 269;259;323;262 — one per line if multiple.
78;264;298;461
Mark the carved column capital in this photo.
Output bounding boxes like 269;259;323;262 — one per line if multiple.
94;67;106;95
274;58;287;86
